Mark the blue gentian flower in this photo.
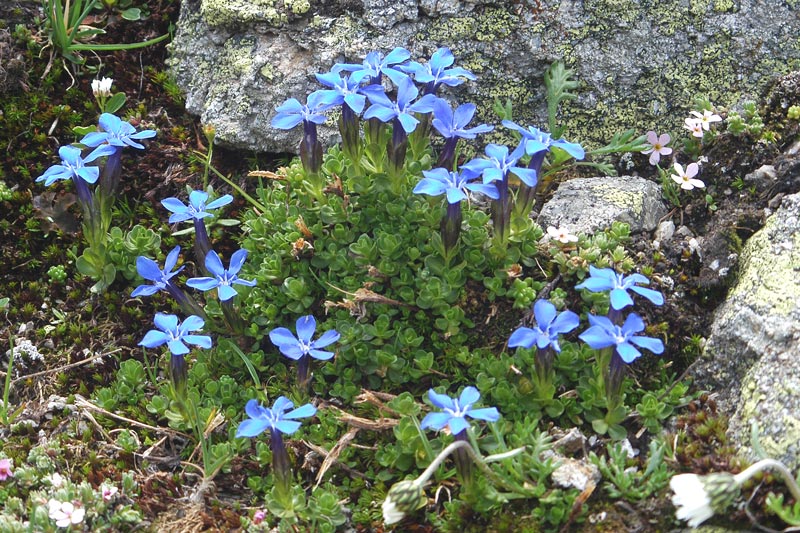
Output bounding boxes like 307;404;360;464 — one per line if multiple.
131;246;184;297
80;113;157;150
402;47;476;94
269;315;340;362
421;387;500;436
314;71;367;114
508;299;580;353
186;249;256;301
161;190;233;224
502;120;585;160
431;100;493;140
361;77;438;134
575;266;664;310
413;167;499;203
462;143;538;187
35;144;116;186
271;91;331;130
333;47;410;84
579;313;664;363
139;313;212;355
236;396;316;438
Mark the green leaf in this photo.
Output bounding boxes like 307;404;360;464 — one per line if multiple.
121;7;142;20
105;92;127;113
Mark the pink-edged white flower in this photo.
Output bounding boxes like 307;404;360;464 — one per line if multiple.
101;483;118;501
690;109;722;131
547;225;578;244
684;117;704;138
0;458;12;480
642;131;673;165
48;500;86;528
671;162;705;190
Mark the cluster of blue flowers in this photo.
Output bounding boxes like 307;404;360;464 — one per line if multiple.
273;46;586;252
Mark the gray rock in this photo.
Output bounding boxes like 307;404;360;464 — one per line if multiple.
655;219;676;243
689;193;800;469
537;176;666;235
167;0;800;154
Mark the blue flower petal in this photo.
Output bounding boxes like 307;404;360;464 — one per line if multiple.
427;390;455;411
312;329;340;349
533;300;557;329
236;418;271;438
420;411;451;431
296;315;317;344
467;407;500;423
217;284;238;301
458;386;480;407
508;327;536;349
186;277;220;291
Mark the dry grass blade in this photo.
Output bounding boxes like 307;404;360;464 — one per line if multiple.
314;427;359;488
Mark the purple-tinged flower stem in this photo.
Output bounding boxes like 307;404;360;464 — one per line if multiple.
221;298;245;336
408;113;433;160
515;151;548;218
339;105;362;169
299;119;323;176
170;353;188;399
193;218;212;273
436;136;458;171
100;148;122;197
452;430;473;485
270;430;293;506
441;201;462;258
388;117;409;179
605;349;627;410
165;282;208;323
297;354;311;390
491;176;511;247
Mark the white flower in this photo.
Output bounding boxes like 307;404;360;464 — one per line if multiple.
670;474;714;528
671;162;705;190
382;495;405;525
101;483;118;501
684;117;704;138
48;472;65;488
48;500;85;528
547;225;578;244
690;109;722;131
91;77;113;98
642;131;672;165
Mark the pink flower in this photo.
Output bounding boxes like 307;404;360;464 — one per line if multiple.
0;458;12;481
670;162;705;190
252;509;267;524
101;483;118;501
642;131;673;165
684;118;704;138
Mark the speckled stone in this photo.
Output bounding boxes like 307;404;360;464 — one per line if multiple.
690;193;800;469
167;0;800;154
537;176;666;235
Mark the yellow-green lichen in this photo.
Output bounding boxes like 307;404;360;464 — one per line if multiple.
730;217;800;316
737;374;800;463
713;0;736;12
421;8;519;44
594;185;643;216
284;0;310;15
200;0;288;27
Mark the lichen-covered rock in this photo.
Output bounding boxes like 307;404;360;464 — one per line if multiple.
167;0;800;154
690;193;800;469
537;176;666;235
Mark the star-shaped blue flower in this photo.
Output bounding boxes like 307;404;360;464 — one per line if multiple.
508;299;580;353
269;315;341;361
271;90;331;130
420;387;500;436
161;190;233;224
314;71;367;114
80;113;157;150
575;265;664;310
431;100;493;140
236;396;316;438
139;313;212;356
413;167;499;204
361;77;438;133
402;47;476;93
131;246;184;297
333;47;410;84
186;249;256;302
35;144;116;186
461;143;539;187
502;120;585;160
579;313;664;363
